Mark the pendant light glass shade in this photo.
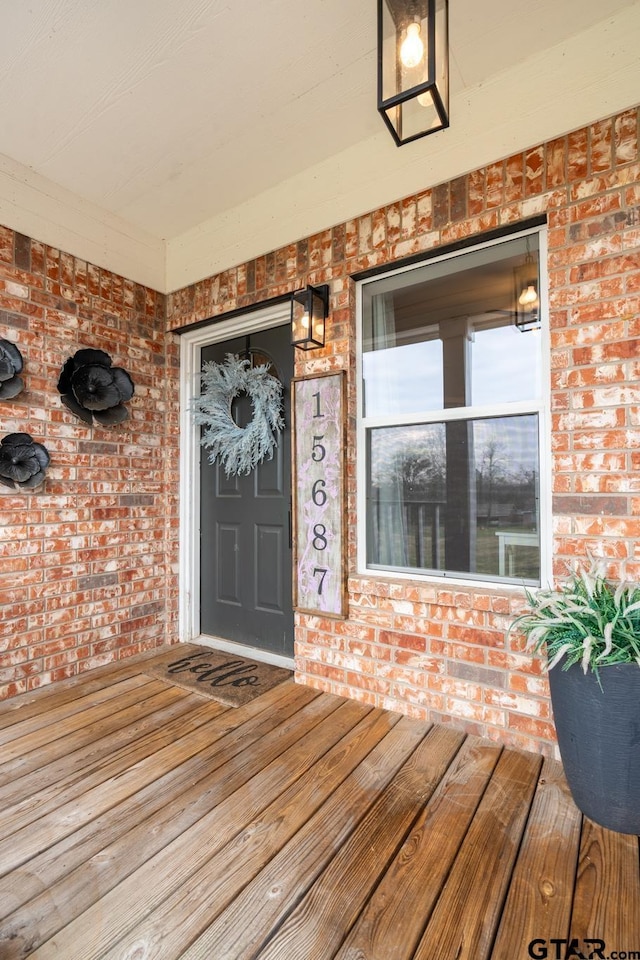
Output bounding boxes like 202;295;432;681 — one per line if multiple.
378;0;449;146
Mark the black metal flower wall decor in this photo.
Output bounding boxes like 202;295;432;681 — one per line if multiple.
0;338;25;400
0;433;50;490
57;348;134;425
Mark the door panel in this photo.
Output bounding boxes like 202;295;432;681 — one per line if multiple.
200;324;294;658
255;525;285;611
217;524;241;603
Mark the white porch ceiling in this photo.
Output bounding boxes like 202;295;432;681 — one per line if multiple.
0;0;639;292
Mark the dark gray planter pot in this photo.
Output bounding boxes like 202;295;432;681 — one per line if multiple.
548;662;640;835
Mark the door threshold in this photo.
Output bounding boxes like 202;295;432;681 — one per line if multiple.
191;634;295;671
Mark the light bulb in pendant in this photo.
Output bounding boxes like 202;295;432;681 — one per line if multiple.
519;284;538;307
400;21;424;68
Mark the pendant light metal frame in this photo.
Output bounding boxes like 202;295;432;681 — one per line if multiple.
377;0;449;147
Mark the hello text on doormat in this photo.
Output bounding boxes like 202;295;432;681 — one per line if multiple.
146;646;291;707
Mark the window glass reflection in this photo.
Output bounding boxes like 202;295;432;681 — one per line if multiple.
362;234;542;417
367;414;540;582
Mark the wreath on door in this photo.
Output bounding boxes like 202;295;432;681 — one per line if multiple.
192;353;284;476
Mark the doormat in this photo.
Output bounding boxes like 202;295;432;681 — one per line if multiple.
145;645;291;707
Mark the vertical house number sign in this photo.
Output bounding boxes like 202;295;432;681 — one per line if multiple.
292;371;347;618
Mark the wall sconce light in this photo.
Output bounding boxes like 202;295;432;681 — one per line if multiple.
378;0;449;146
291;284;329;350
513;253;541;333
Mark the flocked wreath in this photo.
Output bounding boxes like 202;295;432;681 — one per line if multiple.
192;353;284;476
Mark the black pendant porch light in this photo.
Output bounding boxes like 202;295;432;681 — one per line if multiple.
378;0;449;146
513;247;541;333
291;284;329;350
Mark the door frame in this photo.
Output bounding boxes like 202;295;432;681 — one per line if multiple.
179;300;294;668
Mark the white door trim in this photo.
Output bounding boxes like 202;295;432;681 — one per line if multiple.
178;302;293;666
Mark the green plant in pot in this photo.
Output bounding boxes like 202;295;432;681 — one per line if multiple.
510;559;640;835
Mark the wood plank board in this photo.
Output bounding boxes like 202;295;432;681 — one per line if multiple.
0;649;636;960
0;681;192;792
571;818;640;953
335;736;503;960
0;680;321;940
0;690;212;837
0;651;173;732
178;716;432;960
254;724;467;960
25;696;368;958
0;679;307;875
0;675;158;751
0;686;199;812
412;748;543;960
94;704;397;960
490;757;583;959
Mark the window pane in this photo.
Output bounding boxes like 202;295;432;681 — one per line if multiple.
362;234;541;416
367;414;540;583
471;322;540;406
363;339;443;418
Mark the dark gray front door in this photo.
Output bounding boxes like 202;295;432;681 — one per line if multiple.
200;323;294;658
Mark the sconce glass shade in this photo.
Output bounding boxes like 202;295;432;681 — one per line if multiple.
291;284;329;349
513;261;541;332
378;0;449;146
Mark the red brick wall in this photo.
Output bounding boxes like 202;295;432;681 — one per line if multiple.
1;107;637;753
0;232;180;698
168;106;640;755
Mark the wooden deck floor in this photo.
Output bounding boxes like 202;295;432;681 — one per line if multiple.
0;648;638;960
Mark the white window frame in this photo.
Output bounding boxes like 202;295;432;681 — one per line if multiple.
355;226;552;590
178;301;292;661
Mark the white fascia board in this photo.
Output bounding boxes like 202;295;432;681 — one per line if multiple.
0;153;165;292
